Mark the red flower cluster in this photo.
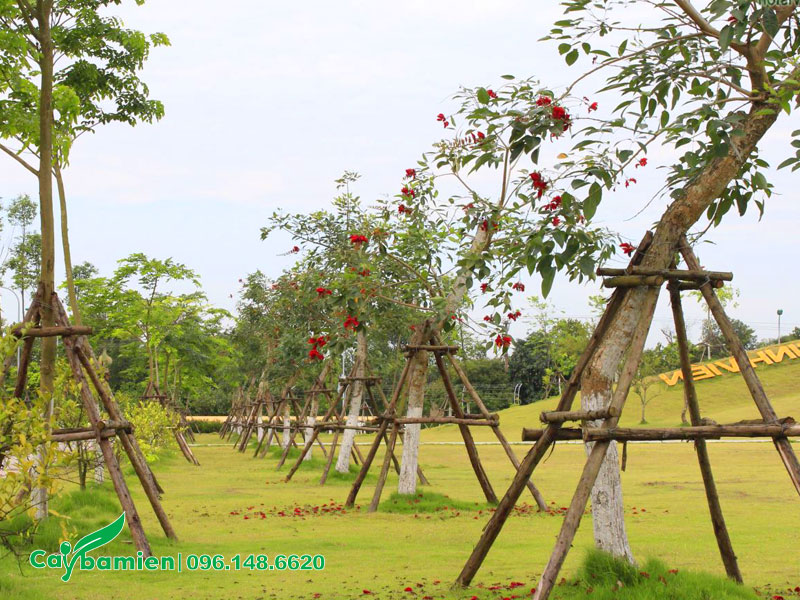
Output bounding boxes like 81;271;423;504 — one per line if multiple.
401;186;415;198
487;89;497;99
508;310;521;321
636;157;647;168
536;96;552;106
405;168;416;178
530;171;548;198
620;242;636;255
479;219;498;232
349;234;368;246
544;195;562;211
552;216;561;226
290;246;300;253
551;105;571;131
495;334;512;348
436;113;449;128
512;282;525;292
308;335;327;360
480;282;489;293
463;202;474;212
358;268;370;277
483;315;492;322
315;287;332;297
344;315;360;330
588;101;598;112
398;204;409;214
625;177;637;187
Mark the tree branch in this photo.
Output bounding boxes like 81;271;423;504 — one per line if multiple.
0;142;38;176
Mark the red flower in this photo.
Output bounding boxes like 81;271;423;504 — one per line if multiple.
588;101;598;112
436;113;445;122
530;171;549;198
480;282;489;293
401;186;415;198
507;311;520;321
551;105;571;131
636;157;647;168
398;204;407;214
480;219;489;231
405;168;417;178
625;178;637;187
290;246;300;253
315;287;332;297
349;234;368;246
477;131;485;140
727;15;738;23
404;587;413;593
512;282;525;292
362;591;373;596
487;89;497;99
358;269;371;277
483;315;492;322
536;96;551;106
463;202;475;212
309;348;324;360
552;216;561;226
620;242;636;256
494;334;512;348
344;315;360;330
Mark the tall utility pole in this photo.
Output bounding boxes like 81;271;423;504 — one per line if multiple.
777;309;783;343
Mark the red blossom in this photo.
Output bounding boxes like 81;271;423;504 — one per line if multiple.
344;315;360;330
436;113;446;122
588;101;598;112
401;186;416;198
551;105;571;131
536;96;552;106
358;269;371;277
507;310;521;321
483;315;492;322
405;168;417;178
727;15;738;23
308;348;324;360
552;216;561;226
349;234;368;246
512;282;525;292
530;171;549;198
620;242;636;256
290;246;300;253
477;131;485;140
480;282;489;293
463;202;475;212
362;591;373;596
480;219;489;231
487;89;497;99
495;334;512;348
398;204;407;214
315;287;332;297
625;177;637;187
636;157;647;168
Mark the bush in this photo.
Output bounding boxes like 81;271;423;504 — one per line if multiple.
122;396;178;463
190;419;222;434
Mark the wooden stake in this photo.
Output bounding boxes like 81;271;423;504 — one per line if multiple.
670;283;742;582
368;423;400;512
679;237;800;497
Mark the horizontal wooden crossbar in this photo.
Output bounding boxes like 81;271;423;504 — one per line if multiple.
11;325;93;338
403;344;460;353
540;407;619;424
522;423;800;442
596;267;733;281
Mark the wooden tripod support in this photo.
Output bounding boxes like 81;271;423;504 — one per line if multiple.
5;287;177;557
455;233;800;600
142;380;199;466
343;333;548;513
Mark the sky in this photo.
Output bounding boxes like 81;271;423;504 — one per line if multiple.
0;0;798;347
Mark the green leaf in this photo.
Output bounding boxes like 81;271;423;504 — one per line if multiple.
763;9;779;38
566;49;579;66
584;182;602;220
719;25;733;52
558;43;571;55
540;264;556;298
477;88;490;104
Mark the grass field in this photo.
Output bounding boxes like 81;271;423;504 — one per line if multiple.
2;350;799;599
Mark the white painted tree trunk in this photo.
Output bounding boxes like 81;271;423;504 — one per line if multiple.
256;413;263;442
304;396;318;462
336;332;367;473
32;447;48;520
397;350;429;494
282;403;290;449
583;390;634;562
94;442;104;484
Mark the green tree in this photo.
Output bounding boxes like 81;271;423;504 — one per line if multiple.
2;195;40;313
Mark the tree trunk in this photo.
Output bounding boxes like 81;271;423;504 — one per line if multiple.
282;402;290;449
397;343;429;494
579;96;782;560
304;394;318;462
54;164;81;324
336;330;366;473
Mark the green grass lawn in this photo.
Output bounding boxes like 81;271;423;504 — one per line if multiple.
2;355;799;599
